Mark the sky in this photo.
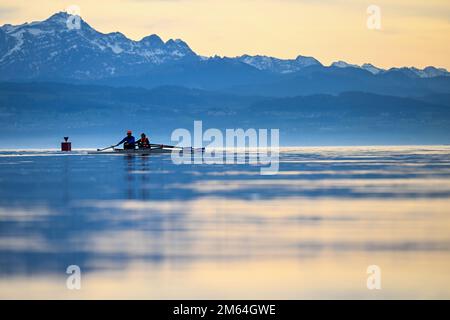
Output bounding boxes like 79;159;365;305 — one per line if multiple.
0;0;449;69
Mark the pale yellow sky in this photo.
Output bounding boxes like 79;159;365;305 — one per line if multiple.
0;0;449;69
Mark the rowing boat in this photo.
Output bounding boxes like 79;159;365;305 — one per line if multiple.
88;147;203;155
88;148;175;155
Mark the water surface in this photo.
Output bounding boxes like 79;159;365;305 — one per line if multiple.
1;146;450;299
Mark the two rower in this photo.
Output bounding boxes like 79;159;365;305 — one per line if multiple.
116;131;150;150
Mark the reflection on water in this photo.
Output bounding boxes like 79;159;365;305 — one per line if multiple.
1;146;450;299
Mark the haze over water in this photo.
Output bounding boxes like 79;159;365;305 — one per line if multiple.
1;146;450;299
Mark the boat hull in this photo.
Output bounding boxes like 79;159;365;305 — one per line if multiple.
88;148;175;155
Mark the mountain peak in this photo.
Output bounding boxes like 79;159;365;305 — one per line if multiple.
331;61;385;75
361;63;383;74
236;54;321;73
0;11;199;80
45;11;73;24
166;38;188;47
140;34;164;46
331;60;359;68
49;11;71;18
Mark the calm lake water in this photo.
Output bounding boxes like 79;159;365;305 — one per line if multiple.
1;146;450;299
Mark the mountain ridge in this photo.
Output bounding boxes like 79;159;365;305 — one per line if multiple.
0;12;199;80
1;11;449;83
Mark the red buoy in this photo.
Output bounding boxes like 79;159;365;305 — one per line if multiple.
61;137;72;151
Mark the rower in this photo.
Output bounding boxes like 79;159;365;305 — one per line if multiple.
117;130;136;150
136;133;150;149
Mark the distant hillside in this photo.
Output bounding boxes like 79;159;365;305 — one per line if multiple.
1;82;449;147
226;65;450;97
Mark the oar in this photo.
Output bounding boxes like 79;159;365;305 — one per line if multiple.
150;143;179;149
97;145;116;152
150;143;205;152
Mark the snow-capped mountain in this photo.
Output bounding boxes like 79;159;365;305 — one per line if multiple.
331;61;384;75
361;63;384;75
331;60;449;77
388;66;450;78
0;11;448;84
0;12;199;80
331;60;360;69
237;54;321;74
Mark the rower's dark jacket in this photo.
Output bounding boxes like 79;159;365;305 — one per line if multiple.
118;135;135;149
